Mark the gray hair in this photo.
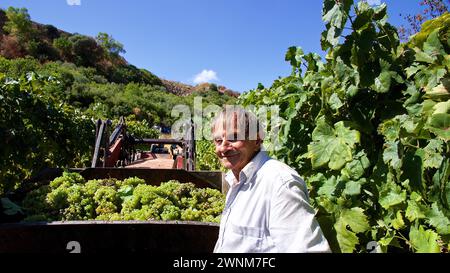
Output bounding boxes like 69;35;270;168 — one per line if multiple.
211;106;265;141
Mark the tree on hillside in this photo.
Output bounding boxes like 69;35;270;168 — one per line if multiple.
27;39;59;62
69;34;104;67
44;24;60;40
95;32;126;57
0;10;7;32
2;7;34;42
53;36;74;61
398;0;449;41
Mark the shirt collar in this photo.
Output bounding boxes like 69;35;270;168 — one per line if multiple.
225;150;270;186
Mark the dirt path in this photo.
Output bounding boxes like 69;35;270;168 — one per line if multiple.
125;153;175;169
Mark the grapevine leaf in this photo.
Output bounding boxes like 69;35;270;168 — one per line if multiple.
400;114;418;133
322;0;340;24
340;207;370;233
391;71;404;84
343;179;363;196
346;85;359;97
426;203;450;235
329;93;343;111
424;82;450;101
285;46;304;70
426;113;450;141
353;3;373;32
378;230;397;248
406;199;427;222
117;185;134;202
391;211;405;230
372;3;387;24
378;179;406;209
304;52;324;72
382;141;402;170
432;101;450;115
411;13;450;48
334;207;370;252
373;71;391;93
317;196;338;214
405;64;425;79
414;48;436;63
379;59;391;71
308;119;360;170
428;67;447;90
378;118;400;141
334;220;359;253
411;191;423;202
423;139;444;169
317;175;338;198
321;0;351;47
409;225;441;253
432;158;450;209
423;29;446;57
341;152;370;180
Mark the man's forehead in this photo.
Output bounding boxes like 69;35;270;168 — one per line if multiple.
212;128;241;137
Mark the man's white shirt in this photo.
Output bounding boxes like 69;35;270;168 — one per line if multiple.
214;151;331;253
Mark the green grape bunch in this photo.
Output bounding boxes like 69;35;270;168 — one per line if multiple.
21;172;225;223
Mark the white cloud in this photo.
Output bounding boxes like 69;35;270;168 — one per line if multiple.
365;0;382;6
193;69;219;84
67;0;81;6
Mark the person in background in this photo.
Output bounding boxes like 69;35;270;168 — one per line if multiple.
212;106;331;253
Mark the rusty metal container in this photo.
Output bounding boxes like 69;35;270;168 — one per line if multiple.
0;168;224;253
0;220;218;253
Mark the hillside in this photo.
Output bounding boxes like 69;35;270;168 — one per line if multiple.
0;7;239;97
0;7;238;125
161;79;239;97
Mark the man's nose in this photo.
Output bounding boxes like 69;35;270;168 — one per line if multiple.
217;139;231;151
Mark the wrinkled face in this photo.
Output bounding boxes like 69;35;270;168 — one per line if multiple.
213;125;261;175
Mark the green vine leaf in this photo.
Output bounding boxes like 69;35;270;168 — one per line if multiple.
307;118;360;170
285;46;305;73
378;179;407;209
341;151;370;180
426;203;450;235
343;179;366;196
382;141;402;170
423;29;446;58
426;113;450;141
409;225;441;253
334;207;370;253
423;139;444;169
406;198;427;222
392;211;405;230
335;220;359;253
321;0;352;49
317;175;338;198
329;93;344;111
341;207;370;233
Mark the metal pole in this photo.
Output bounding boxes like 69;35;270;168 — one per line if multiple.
91;121;105;168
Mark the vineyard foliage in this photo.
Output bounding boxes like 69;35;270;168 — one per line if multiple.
111;115;160;139
21;172;225;223
239;0;449;252
195;140;224;171
0;72;94;197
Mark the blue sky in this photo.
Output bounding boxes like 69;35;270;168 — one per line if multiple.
1;0;423;93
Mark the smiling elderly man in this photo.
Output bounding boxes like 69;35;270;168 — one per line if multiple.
212;106;330;253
